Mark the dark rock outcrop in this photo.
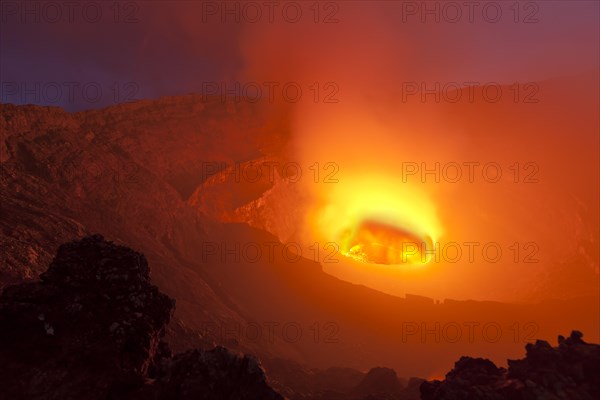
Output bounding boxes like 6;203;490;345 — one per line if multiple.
353;367;404;397
421;331;600;400
262;357;421;400
139;347;281;400
0;235;282;400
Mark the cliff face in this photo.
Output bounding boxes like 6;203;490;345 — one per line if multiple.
420;331;600;400
0;235;282;400
187;163;307;243
0;98;282;356
0;96;288;282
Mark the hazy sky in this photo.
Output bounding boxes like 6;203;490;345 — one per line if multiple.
1;1;598;111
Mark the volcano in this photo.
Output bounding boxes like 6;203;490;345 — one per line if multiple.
1;78;598;398
2;1;598;397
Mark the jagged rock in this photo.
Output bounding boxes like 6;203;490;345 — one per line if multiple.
0;235;282;400
138;347;282;400
403;378;426;399
420;331;600;400
353;367;404;397
0;235;173;399
262;357;421;400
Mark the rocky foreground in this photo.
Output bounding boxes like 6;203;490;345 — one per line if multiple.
0;235;282;400
421;331;600;400
0;234;599;399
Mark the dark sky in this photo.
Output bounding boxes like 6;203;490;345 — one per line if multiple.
1;0;598;111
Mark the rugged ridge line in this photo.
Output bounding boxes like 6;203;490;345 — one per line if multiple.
421;331;600;400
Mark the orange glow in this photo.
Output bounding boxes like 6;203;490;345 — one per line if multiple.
1;0;598;390
342;220;433;265
308;174;442;267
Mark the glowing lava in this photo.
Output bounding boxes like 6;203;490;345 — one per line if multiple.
309;174;442;267
341;220;433;265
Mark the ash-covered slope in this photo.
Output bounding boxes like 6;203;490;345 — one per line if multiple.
0;235;282;400
420;331;600;400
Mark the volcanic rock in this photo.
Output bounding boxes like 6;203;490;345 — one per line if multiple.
353;367;404;397
139;347;282;400
420;331;600;400
0;235;282;400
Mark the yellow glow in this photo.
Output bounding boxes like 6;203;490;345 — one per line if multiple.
309;174;442;266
